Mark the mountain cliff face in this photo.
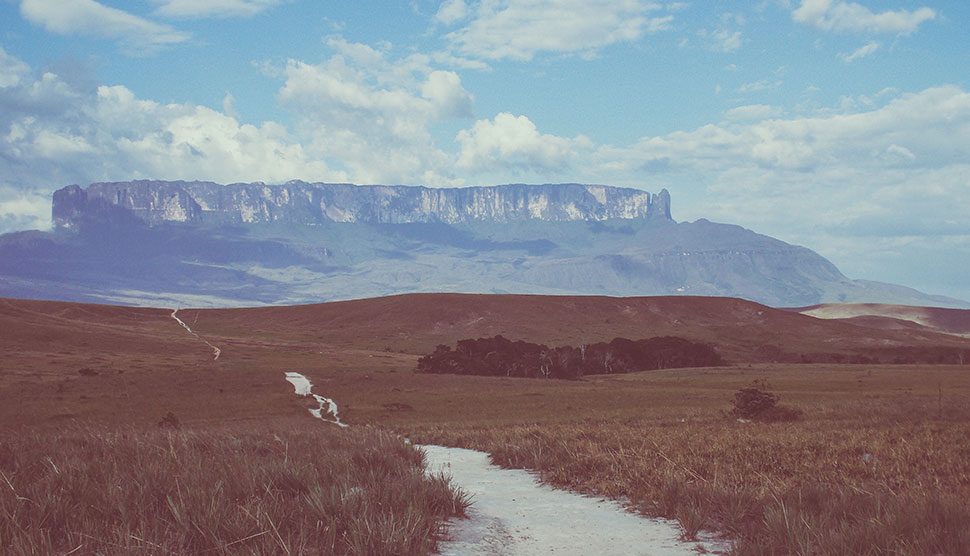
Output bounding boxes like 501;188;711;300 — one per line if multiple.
52;181;672;228
2;180;965;309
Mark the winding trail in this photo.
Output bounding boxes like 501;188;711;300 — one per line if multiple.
423;445;726;555
171;308;221;360
283;372;347;427
279;375;726;554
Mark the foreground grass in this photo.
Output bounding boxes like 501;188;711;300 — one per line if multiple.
0;421;469;555
409;397;970;555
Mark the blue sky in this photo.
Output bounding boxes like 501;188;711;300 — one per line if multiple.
1;0;968;300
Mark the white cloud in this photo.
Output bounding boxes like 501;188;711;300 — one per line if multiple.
703;28;742;53
275;38;473;185
2;37;969;296
221;92;237;118
738;79;782;94
724;104;782;121
446;87;970;279
152;0;284;18
838;40;879;62
435;0;470;25
885;143;915;160
0;187;51;231
0;49;339;227
455;112;592;174
0;39;479;219
0;48;31;89
598;87;970;253
422;70;475;119
698;12;745;53
19;0;189;55
444;0;671;61
581;88;970;297
792;0;935;35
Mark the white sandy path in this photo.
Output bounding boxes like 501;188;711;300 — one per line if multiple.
422;445;727;555
171;308;222;360
277;374;726;554
283;372;347;427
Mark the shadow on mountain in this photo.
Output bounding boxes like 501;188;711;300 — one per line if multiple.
376;223;557;256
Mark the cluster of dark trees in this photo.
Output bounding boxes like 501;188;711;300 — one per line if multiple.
415;335;724;379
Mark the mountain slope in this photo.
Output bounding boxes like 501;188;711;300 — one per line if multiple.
0;180;965;308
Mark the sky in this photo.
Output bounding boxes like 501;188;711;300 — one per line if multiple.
0;0;968;300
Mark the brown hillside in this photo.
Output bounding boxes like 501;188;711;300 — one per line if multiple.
186;293;970;360
797;303;970;337
3;294;969;427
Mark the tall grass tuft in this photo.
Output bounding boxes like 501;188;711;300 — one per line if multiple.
0;422;469;555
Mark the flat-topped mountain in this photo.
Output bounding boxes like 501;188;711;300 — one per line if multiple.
1;180;965;308
52;180;672;228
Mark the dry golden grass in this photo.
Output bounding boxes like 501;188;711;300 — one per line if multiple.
4;297;970;554
0;420;469;555
402;367;970;555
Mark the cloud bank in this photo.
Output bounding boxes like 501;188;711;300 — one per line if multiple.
19;0;189;54
792;0;935;35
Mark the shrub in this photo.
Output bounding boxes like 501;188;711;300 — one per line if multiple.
157;411;180;429
731;386;801;422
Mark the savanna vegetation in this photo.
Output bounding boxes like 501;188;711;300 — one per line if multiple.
4;297;970;554
403;368;970;555
416;335;724;379
0;421;469;555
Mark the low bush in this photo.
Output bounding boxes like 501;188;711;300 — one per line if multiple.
731;384;802;422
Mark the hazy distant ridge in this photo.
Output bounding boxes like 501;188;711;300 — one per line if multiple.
0;180;964;309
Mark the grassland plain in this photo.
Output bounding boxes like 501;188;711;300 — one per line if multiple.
0;420;469;555
403;366;970;555
2;296;970;554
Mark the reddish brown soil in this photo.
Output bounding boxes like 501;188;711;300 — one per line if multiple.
2;294;969;428
186;293;970;358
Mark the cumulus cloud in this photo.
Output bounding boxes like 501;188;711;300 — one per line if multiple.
0;187;52;231
622;86;970;175
444;0;672;61
0;48;30;88
275;37;473;185
435;0;470;25
152;0;285;18
0;38;481;230
738;78;782;94
704;28;742;52
838;40;879;62
0;47;340;233
3;79;337;185
455;112;592;173
792;0;935;35
698;12;745;53
2;34;969;295
19;0;189;55
590;87;970;262
724;104;782;121
446;86;970;289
